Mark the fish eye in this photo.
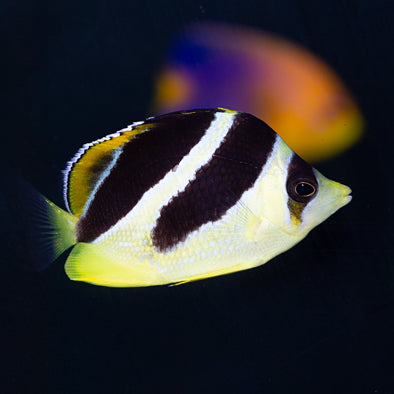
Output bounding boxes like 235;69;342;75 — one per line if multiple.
286;155;318;203
286;177;318;203
295;181;316;198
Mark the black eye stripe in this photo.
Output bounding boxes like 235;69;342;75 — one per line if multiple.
286;154;318;222
286;154;318;203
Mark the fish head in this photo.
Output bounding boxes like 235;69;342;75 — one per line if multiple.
248;139;351;242
294;170;352;235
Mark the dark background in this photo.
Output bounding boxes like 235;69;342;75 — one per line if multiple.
1;1;393;393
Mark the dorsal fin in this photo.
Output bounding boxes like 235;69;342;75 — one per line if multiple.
63;121;151;216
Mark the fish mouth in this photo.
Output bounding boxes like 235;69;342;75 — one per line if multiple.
300;182;352;232
340;186;352;207
326;185;352;211
315;170;352;207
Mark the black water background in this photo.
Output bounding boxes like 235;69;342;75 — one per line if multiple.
1;1;393;393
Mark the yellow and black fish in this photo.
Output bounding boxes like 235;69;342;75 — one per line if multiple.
23;108;351;287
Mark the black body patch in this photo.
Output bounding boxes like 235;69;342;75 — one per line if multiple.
76;109;217;242
152;112;277;252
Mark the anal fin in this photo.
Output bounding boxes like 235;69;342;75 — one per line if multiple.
64;243;163;287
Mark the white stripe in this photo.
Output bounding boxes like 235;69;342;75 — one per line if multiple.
236;134;282;209
283;151;296;225
62;120;146;213
81;147;124;217
94;111;237;242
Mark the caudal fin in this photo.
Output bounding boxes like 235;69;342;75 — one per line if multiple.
14;181;78;271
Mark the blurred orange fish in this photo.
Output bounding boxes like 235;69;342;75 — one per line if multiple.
154;21;364;162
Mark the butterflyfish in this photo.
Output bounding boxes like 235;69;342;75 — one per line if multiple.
23;109;351;287
154;21;364;162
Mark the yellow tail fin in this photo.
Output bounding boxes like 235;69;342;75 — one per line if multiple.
16;181;77;271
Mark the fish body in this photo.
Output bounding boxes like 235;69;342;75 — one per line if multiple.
25;109;351;287
154;22;364;162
